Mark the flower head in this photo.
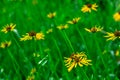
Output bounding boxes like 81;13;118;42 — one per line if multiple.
113;12;120;21
1;23;16;33
26;75;35;80
0;41;11;48
81;3;98;13
85;26;103;33
32;0;38;5
104;30;120;41
33;53;40;57
67;17;80;24
35;32;45;40
115;50;119;56
20;31;45;41
46;28;53;34
30;68;36;75
64;52;92;72
57;24;68;30
47;12;56;18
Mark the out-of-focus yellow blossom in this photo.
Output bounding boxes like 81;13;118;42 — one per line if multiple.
1;23;16;33
81;3;98;13
115;50;119;56
46;28;53;34
35;32;45;40
85;26;103;33
64;52;92;72
104;31;120;41
26;75;35;80
30;68;36;75
20;31;45;41
26;68;36;80
47;12;56;18
32;0;38;5
57;24;68;30
0;41;11;48
67;17;80;24
113;12;120;21
33;53;40;57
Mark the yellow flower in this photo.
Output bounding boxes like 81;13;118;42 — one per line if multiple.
0;41;11;48
85;26;103;33
57;24;68;30
47;12;56;18
1;23;16;33
113;12;120;21
32;0;38;5
33;53;40;57
20;31;36;41
81;3;98;13
30;68;36;75
20;31;44;41
46;28;53;34
35;32;45;40
115;50;119;56
67;17;80;24
64;52;92;72
26;75;35;80
104;31;120;41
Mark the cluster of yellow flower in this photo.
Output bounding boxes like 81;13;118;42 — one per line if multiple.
0;23;45;49
26;68;36;80
20;31;45;41
46;3;120;42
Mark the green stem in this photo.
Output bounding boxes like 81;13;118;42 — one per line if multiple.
62;30;74;52
75;26;88;52
11;33;21;49
11;33;30;63
52;36;62;59
51;35;70;80
39;41;43;55
7;49;21;79
81;68;89;80
93;34;107;69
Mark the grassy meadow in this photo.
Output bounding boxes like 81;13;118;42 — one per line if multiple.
0;0;120;80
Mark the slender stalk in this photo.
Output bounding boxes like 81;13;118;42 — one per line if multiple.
51;35;70;80
11;33;21;49
93;34;107;69
7;49;21;79
38;41;43;55
61;30;74;52
10;33;30;63
80;68;89;80
75;26;88;52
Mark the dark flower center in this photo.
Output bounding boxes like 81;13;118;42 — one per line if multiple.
114;31;120;37
28;31;36;36
87;4;92;8
4;43;8;47
70;54;82;62
73;20;77;24
118;12;120;14
70;54;75;59
6;27;12;31
91;27;97;32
